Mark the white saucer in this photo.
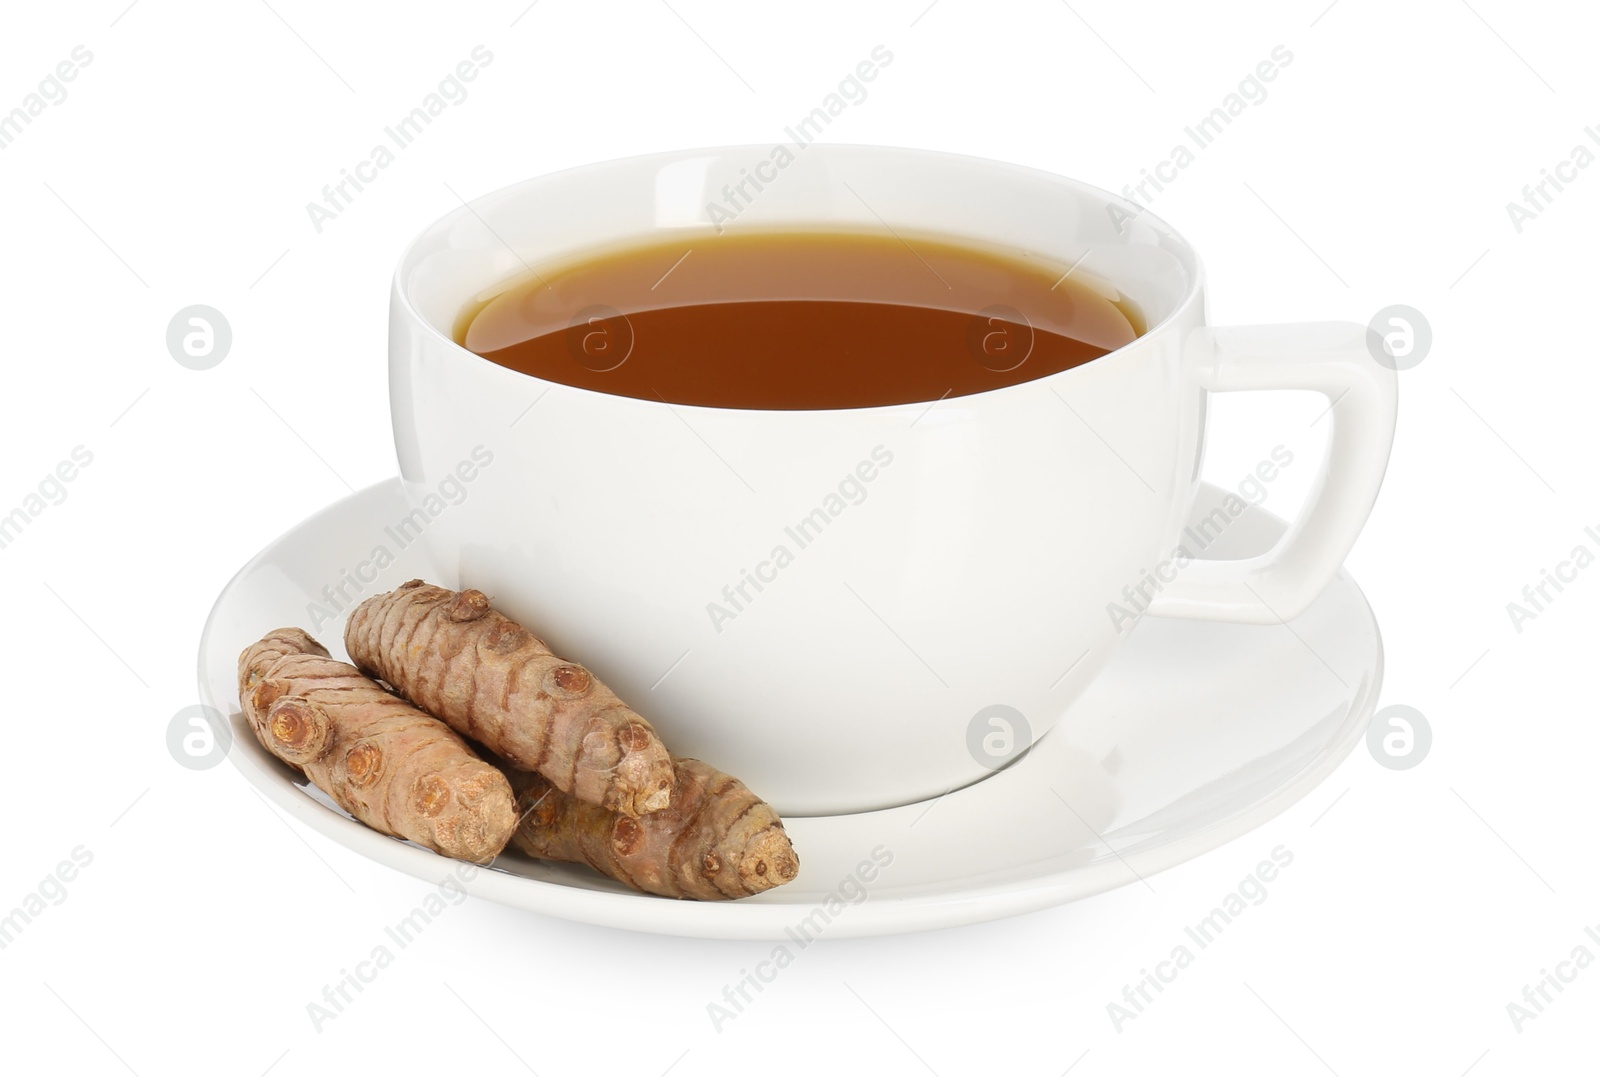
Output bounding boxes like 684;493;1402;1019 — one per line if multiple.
198;480;1381;939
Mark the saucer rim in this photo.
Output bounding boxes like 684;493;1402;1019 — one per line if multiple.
198;478;1380;940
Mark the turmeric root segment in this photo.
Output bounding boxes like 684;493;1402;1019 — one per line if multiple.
510;759;799;901
238;632;517;864
239;627;328;694
345;581;676;818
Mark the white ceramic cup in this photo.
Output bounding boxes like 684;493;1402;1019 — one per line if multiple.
389;145;1396;816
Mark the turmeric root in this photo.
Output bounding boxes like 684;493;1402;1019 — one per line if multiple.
238;630;517;863
239;626;329;689
507;758;799;900
345;581;675;818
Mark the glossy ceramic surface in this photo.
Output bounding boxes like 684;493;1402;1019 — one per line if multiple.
199;480;1381;939
388;146;1395;813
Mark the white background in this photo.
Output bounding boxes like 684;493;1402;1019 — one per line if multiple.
1;0;1595;1073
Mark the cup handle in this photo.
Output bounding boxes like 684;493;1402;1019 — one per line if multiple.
1145;322;1398;624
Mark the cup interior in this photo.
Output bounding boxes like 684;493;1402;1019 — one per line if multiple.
395;145;1202;378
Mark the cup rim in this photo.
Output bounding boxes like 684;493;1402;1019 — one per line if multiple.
391;142;1207;416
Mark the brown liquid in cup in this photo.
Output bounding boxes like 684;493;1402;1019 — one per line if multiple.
458;229;1142;410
